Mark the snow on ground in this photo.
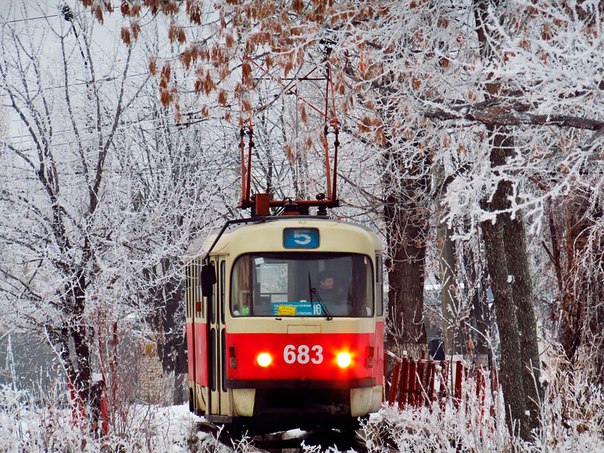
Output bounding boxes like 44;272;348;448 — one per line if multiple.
2;382;604;452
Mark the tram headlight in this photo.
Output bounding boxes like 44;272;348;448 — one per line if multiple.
336;352;352;368
256;352;272;368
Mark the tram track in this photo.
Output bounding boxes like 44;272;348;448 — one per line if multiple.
249;429;368;452
199;423;371;452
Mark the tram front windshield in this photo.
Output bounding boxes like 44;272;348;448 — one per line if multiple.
231;252;373;318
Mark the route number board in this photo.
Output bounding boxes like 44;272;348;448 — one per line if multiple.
283;228;319;249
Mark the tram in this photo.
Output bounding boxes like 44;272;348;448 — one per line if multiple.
183;47;385;434
184;212;385;434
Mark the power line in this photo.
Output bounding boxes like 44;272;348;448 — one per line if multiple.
1;14;60;25
0;71;152;100
2;111;223;146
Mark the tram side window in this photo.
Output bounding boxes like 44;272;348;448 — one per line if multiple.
185;264;191;318
349;255;374;317
185;262;200;318
195;260;203;317
209;260;217;323
376;255;384;316
220;261;226;323
231;255;253;316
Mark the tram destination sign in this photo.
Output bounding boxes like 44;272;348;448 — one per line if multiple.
283;228;319;249
272;301;324;316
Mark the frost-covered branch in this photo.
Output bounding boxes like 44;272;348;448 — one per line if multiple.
423;102;604;132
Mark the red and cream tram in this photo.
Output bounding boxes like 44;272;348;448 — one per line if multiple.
184;215;384;434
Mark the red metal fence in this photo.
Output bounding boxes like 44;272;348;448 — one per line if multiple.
385;352;497;414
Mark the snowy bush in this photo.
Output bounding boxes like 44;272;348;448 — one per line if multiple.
530;351;604;452
2;364;603;453
361;387;510;452
361;353;604;453
0;384;202;452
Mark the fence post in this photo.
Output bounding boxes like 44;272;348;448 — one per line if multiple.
408;360;417;407
388;361;401;406
454;361;463;409
427;361;436;406
417;360;425;406
398;357;409;408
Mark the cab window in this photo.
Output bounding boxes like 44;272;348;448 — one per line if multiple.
230;252;373;318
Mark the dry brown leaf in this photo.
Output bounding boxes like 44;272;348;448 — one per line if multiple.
217;90;228;106
95;6;104;24
120;27;131;45
148;57;157;75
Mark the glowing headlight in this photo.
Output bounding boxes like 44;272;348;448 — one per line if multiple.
336;352;352;368
256;353;272;368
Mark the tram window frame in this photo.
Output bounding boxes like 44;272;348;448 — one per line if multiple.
210;329;216;392
221;329;227;391
376;254;384;317
195;260;203;318
220;260;226;324
230;252;374;318
185;264;191;318
193;261;200;318
209;259;216;324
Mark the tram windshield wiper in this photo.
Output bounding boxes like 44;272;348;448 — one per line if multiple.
308;273;333;320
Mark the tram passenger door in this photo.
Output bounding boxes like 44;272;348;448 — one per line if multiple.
209;258;229;418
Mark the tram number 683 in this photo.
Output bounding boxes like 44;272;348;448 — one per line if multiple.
283;344;323;364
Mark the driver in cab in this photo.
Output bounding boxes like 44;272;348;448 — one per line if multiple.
318;270;349;316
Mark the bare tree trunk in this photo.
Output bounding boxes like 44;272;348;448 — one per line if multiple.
438;222;462;356
470;266;492;365
49;273;93;416
434;163;462;357
386;245;428;359
384;151;429;359
473;0;541;439
480;130;543;437
480;132;530;439
144;259;187;376
502;212;543;430
481;213;529;439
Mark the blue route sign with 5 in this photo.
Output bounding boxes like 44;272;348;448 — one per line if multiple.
283;228;320;249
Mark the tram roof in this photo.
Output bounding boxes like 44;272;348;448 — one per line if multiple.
184;215;382;260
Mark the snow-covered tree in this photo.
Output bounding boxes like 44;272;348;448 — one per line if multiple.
0;3;142;415
0;1;234;424
77;0;604;442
